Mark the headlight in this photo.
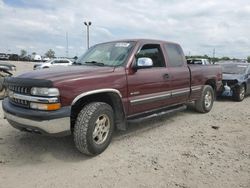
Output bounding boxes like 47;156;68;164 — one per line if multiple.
31;87;60;96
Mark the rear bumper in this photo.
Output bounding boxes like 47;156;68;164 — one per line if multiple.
2;98;71;136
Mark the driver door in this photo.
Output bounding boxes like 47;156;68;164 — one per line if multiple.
127;43;172;115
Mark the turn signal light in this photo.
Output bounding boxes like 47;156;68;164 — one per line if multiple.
30;102;61;111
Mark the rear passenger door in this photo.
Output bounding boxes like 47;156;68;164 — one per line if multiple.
127;43;172;115
164;43;190;105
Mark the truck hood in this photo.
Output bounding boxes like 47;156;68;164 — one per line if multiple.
222;73;244;81
17;65;115;82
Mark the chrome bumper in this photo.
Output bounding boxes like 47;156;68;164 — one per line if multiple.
4;111;71;136
2;98;71;136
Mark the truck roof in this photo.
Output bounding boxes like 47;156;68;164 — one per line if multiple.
98;39;180;46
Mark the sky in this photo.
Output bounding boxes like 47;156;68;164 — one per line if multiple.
0;0;250;58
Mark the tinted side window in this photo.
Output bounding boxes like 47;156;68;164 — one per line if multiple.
53;60;59;64
137;44;165;67
164;44;185;67
60;60;69;64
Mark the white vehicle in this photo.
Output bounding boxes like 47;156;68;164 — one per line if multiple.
42;57;50;62
32;55;42;62
187;58;211;65
33;59;73;70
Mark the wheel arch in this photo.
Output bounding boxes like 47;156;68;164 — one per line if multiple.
235;81;247;90
205;79;216;92
241;82;247;90
71;89;126;132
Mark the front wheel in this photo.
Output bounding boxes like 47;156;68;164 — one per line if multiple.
73;102;114;155
195;85;214;113
0;78;6;100
0;87;6;100
233;85;245;102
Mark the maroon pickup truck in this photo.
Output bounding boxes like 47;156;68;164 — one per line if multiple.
2;39;222;155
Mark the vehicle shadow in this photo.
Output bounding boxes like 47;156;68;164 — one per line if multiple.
2;132;90;165
216;97;235;102
2;108;193;165
114;108;190;140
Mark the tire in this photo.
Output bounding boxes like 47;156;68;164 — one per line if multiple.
233;85;245;102
195;85;214;113
0;78;6;100
0;87;6;100
73;102;114;155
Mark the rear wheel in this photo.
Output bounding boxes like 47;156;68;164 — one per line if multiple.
195;85;214;113
233;85;245;101
73;102;114;155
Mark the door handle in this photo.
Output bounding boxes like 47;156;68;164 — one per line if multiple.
163;73;170;79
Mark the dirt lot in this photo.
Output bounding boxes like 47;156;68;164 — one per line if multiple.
0;61;249;188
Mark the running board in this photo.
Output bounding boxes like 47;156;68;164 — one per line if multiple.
127;104;187;122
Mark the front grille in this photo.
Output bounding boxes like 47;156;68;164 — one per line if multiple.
8;85;30;94
10;97;30;108
222;80;238;86
8;85;31;108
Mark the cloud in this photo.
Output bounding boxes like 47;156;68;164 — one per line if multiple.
56;45;65;49
0;0;250;58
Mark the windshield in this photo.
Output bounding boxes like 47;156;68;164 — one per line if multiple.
221;64;248;74
76;41;135;66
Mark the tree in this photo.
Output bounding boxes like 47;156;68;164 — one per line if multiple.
247;56;250;63
221;56;230;60
45;49;55;58
32;52;36;56
20;49;27;58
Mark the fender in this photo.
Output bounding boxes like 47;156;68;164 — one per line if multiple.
71;88;127;130
72;88;122;105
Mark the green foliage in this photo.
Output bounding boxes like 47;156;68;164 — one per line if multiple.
45;49;55;58
20;49;27;58
221;56;230;60
247;56;250;63
32;52;36;55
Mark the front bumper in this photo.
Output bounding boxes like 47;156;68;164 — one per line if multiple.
2;98;71;136
221;85;233;97
219;80;239;97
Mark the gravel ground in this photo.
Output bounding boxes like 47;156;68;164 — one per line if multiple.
0;61;249;188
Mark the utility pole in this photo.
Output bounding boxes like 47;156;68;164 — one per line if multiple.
84;21;92;49
66;32;68;58
213;48;215;64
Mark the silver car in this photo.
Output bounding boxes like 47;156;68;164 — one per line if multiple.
33;59;73;70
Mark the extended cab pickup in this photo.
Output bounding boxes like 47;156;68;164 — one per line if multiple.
2;39;222;155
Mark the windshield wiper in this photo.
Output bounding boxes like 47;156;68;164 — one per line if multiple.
223;72;236;74
84;61;105;66
73;62;82;65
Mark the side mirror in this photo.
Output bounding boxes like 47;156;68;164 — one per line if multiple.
134;57;153;70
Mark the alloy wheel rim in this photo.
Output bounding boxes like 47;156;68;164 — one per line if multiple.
92;114;110;145
204;91;212;108
239;87;245;100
